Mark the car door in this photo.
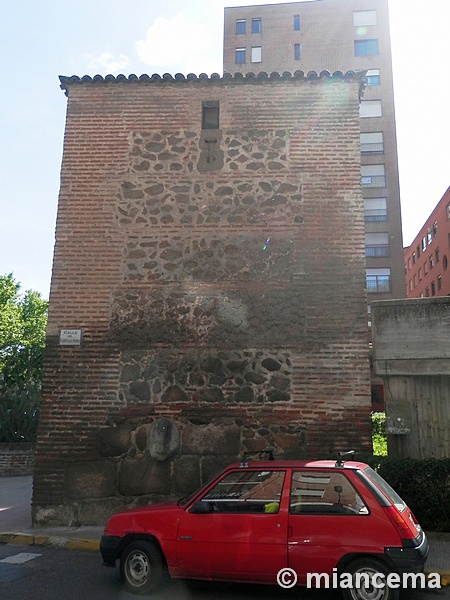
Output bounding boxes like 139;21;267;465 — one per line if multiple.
287;468;379;584
177;468;289;583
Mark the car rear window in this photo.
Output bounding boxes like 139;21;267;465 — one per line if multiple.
364;467;406;511
290;470;369;515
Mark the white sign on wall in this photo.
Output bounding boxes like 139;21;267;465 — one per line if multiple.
59;329;83;346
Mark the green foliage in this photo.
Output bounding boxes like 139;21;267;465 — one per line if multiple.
372;412;387;456
0;381;40;442
0;273;48;386
371;457;450;532
368;414;449;530
0;274;47;442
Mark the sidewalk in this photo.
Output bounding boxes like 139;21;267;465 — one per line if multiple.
0;475;103;552
0;475;449;583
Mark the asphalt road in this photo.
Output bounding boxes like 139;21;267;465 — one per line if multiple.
0;544;448;600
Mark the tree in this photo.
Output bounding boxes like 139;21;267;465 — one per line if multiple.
0;273;48;386
0;274;47;442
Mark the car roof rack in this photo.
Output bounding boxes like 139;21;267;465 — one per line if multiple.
335;450;355;467
239;449;275;468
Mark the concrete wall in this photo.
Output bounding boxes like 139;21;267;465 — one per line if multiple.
33;72;371;526
372;298;450;458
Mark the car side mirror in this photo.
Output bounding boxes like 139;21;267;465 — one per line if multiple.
190;501;214;514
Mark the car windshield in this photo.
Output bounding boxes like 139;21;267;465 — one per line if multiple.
364;467;406;511
177;478;214;507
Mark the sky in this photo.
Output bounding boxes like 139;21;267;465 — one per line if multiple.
0;0;449;299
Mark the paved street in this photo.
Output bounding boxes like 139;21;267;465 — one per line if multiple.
0;544;449;600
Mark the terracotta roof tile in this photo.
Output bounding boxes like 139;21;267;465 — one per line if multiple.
59;70;366;96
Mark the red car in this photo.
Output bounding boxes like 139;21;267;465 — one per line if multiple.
100;453;428;600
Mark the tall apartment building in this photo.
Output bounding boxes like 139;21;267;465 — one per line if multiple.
224;0;405;301
404;187;450;299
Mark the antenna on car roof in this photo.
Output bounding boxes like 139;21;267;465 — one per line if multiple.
239;448;275;468
335;450;355;467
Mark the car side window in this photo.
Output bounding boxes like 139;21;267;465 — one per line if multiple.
290;470;369;515
201;470;285;514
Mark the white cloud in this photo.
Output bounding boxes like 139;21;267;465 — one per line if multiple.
84;52;130;75
136;13;221;76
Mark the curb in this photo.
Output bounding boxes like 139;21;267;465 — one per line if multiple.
0;532;99;552
424;568;450;587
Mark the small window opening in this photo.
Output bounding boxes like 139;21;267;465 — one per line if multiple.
202;101;219;129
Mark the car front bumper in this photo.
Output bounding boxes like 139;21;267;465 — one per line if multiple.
100;535;122;567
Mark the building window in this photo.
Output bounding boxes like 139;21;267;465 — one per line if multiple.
433;221;438;236
436;248;440;263
443;255;448;271
361;164;386;188
418;268;422;281
408;257;411;270
424;261;428;275
422;236;427;252
364;197;387;222
427;229;433;246
360;100;382;118
437;275;442;291
365;233;389;257
236;19;246;34
366;268;391;293
252;18;262;33
413;274;417;287
353;10;377;26
251;46;262;63
360;132;383;153
294;14;300;30
431;281;436;296
447;202;450;220
425;287;430;297
430;256;434;269
409;279;413;292
366;69;380;85
236;48;246;64
294;43;301;60
202;101;219;130
417;245;420;258
354;39;379;57
412;252;416;265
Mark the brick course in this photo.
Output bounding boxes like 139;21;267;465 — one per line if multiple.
33;73;371;525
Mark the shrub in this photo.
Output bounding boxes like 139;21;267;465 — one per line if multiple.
370;456;450;532
0;381;40;442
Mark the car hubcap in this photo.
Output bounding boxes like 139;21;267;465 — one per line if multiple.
126;551;150;587
349;567;388;600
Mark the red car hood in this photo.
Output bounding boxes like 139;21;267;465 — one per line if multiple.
104;500;183;538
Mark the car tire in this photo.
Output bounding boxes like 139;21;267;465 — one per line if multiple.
120;540;163;595
340;558;400;600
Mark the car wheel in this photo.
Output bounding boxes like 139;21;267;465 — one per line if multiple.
341;558;400;600
120;540;163;595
